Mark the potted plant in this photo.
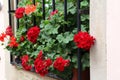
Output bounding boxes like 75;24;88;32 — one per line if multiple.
0;0;95;80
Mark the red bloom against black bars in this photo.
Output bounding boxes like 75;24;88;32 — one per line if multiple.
15;7;25;19
74;31;95;50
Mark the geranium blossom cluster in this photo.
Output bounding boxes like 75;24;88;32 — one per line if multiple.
15;7;25;19
21;55;32;71
27;26;40;43
34;51;52;76
20;51;70;76
74;31;95;50
8;36;19;47
53;56;70;72
0;26;19;47
0;26;40;47
5;26;13;37
0;33;6;42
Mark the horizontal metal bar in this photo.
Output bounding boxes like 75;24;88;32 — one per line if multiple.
78;9;89;14
8;10;15;13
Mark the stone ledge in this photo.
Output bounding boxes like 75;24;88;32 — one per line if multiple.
17;69;57;80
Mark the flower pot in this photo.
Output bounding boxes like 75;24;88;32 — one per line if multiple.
72;68;90;80
72;68;78;80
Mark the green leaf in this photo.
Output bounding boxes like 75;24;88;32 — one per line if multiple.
82;53;90;70
72;55;77;63
56;32;74;44
47;53;56;59
81;0;89;7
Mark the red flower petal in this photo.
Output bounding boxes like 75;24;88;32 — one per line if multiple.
27;26;40;43
74;31;95;50
15;7;25;19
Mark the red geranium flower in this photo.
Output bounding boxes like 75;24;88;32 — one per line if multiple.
53;56;70;72
36;50;43;59
34;50;52;76
50;10;58;16
73;31;95;50
27;26;40;43
21;55;29;64
8;36;19;47
0;33;6;42
48;10;58;20
21;63;32;71
5;26;13;37
15;7;25;19
45;58;52;67
21;55;32;71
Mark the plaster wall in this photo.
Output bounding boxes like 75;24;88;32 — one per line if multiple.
90;0;107;80
107;0;120;80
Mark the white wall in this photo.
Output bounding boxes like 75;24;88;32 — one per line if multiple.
90;0;120;80
0;0;7;80
90;0;107;80
107;0;120;80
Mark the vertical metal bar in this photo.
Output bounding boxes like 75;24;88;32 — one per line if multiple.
77;0;81;31
16;0;19;28
16;0;18;6
64;0;67;26
33;0;36;25
8;0;12;26
77;0;82;80
8;0;13;64
52;0;55;11
42;0;45;20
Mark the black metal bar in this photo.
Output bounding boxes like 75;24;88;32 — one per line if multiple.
8;0;12;26
16;0;18;6
77;0;81;31
42;0;45;20
64;0;67;27
33;0;36;25
16;0;19;28
8;10;15;13
52;0;55;11
77;0;82;80
8;0;13;64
